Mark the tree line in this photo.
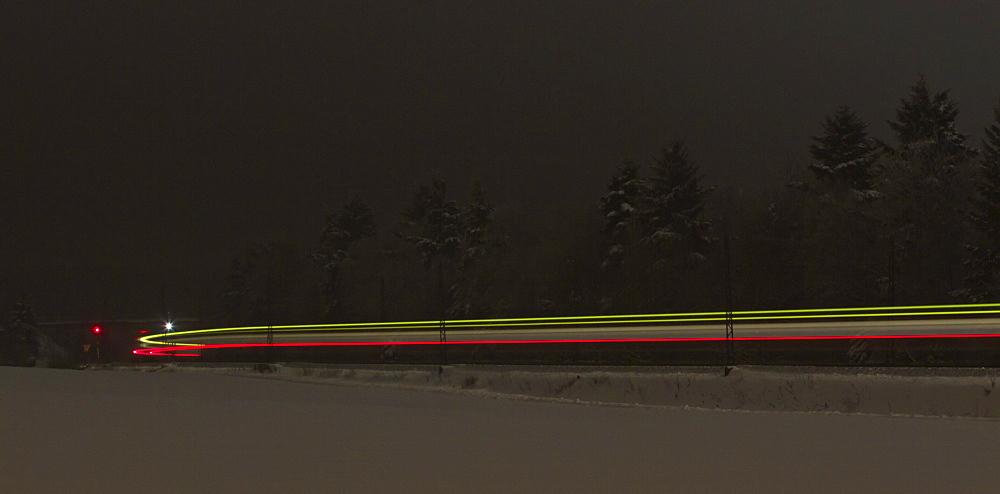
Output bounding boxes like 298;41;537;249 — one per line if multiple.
0;297;40;366
216;76;1000;326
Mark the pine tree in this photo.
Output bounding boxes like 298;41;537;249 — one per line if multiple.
11;296;36;327
971;99;1000;239
960;98;1000;301
400;179;463;266
873;77;979;302
332;199;377;246
4;296;38;366
315;198;376;319
644;140;712;255
597;145;713;313
461;181;493;265
887;76;974;160
803;107;883;305
599;160;643;268
809;105;876;192
450;181;504;317
221;257;250;323
397;179;465;320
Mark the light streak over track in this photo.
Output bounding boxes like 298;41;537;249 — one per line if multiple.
133;303;1000;357
133;333;1000;357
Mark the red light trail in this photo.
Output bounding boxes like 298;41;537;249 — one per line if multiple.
133;332;1000;357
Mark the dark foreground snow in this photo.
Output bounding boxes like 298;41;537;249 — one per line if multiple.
2;367;999;493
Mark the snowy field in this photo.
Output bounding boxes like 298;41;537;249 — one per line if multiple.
111;362;1000;418
3;367;1000;493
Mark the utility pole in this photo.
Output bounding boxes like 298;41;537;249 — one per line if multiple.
379;275;386;321
373;236;381;321
265;257;274;365
376;238;387;321
724;235;735;376
888;236;896;306
160;281;166;323
438;257;447;366
886;236;896;365
722;188;736;376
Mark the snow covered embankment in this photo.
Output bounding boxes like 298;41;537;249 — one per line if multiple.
124;363;1000;418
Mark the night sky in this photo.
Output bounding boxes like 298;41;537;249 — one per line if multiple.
3;1;999;320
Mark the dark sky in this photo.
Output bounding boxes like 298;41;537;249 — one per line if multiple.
3;1;999;319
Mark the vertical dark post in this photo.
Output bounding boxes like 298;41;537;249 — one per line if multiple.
724;235;735;375
104;161;113;342
166;312;175;363
438;258;447;366
379;275;386;322
886;236;896;365
265;261;274;364
266;273;273;344
382;248;397;322
160;281;166;322
376;238;386;321
888;237;896;306
161;286;171;362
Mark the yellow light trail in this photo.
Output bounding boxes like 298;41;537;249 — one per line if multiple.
138;303;1000;347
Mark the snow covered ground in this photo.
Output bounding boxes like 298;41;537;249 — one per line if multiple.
115;362;1000;418
3;366;1000;493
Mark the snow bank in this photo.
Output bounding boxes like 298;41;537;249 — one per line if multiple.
115;363;1000;418
8;366;1000;493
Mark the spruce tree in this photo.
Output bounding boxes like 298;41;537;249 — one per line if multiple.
4;297;38;366
599;160;643;267
961;98;1000;301
878;77;976;302
11;296;36;327
450;181;502;317
462;181;493;263
887;76;973;159
400;179;462;266
316;198;376;318
397;179;465;320
221;257;250;323
12;297;38;348
644;140;712;254
809;105;876;192
332;199;376;246
971;99;1000;239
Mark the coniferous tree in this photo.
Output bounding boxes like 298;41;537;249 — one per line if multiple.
11;296;36;327
450;181;505;317
809;105;876;192
461;181;493;266
970;99;1000;240
878;77;977;302
315;198;376;319
959;99;1000;301
398;179;464;318
219;242;313;324
644;140;713;256
399;179;463;267
220;258;250;324
599;160;643;269
740;187;809;309
887;75;975;160
2;296;38;366
598;144;713;312
800;107;883;305
799;189;885;307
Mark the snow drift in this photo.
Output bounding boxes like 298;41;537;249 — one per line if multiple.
115;363;1000;418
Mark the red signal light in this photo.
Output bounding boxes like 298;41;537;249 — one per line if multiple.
91;325;102;335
